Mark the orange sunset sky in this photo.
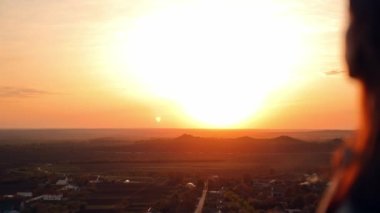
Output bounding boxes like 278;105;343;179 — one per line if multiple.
0;0;360;129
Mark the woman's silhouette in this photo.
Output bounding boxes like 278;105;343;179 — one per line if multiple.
318;0;380;212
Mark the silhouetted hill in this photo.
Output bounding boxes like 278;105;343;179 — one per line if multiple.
0;129;354;144
113;135;343;153
0;135;343;166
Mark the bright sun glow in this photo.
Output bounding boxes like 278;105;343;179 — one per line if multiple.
108;0;304;128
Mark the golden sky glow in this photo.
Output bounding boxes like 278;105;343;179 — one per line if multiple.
0;0;360;129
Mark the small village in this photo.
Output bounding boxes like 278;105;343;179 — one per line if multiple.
0;164;328;213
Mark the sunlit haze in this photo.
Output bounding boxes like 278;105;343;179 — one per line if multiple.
0;0;359;129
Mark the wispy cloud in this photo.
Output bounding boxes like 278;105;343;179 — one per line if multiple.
0;86;51;98
323;70;344;76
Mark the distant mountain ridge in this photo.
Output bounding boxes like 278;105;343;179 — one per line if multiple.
111;134;344;154
0;134;343;165
0;129;354;143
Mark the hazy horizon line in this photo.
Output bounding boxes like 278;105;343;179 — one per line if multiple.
0;128;356;131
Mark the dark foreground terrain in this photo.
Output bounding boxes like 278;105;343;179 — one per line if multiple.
0;132;347;213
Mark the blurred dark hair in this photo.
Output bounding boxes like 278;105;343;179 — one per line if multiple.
347;0;380;87
319;1;380;212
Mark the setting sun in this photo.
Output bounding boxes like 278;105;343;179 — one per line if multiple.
106;0;305;127
0;1;368;211
1;0;357;129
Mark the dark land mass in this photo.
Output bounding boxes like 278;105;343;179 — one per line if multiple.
121;134;342;153
0;133;346;213
0;134;342;165
0;128;354;143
